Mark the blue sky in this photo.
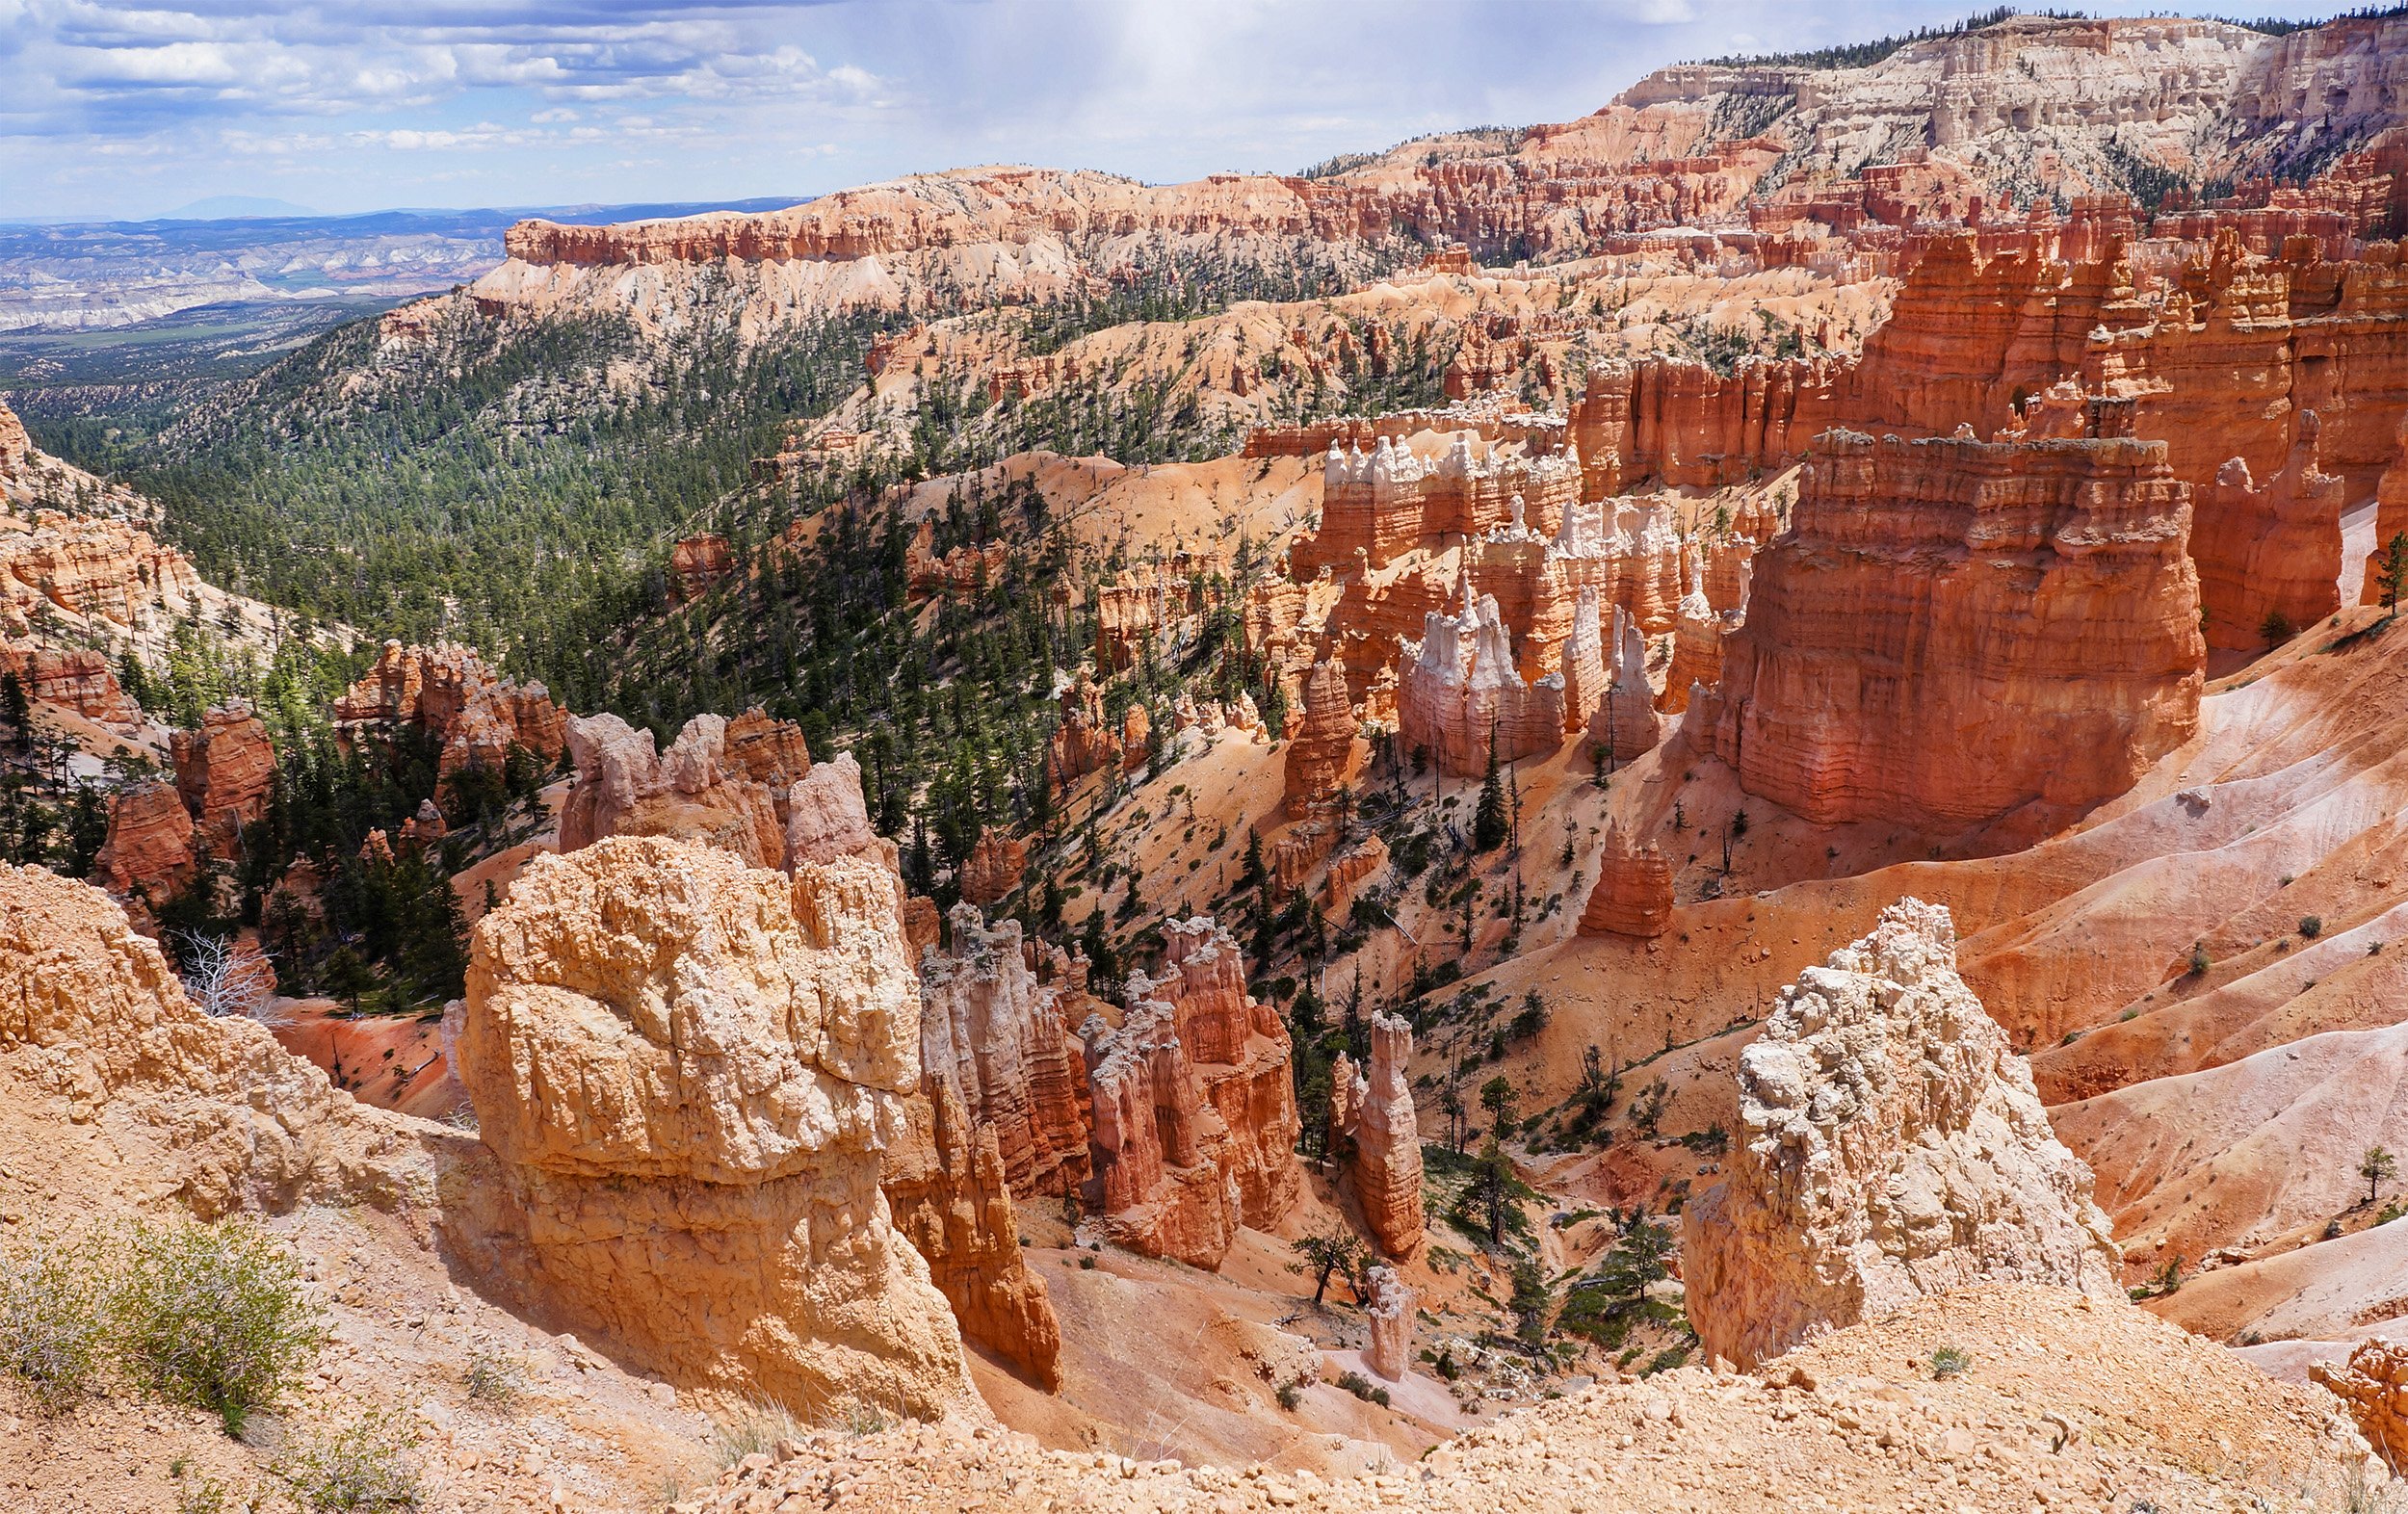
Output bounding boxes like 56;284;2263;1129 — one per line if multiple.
0;0;2358;222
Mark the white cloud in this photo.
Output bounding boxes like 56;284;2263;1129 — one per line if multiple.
0;0;2359;221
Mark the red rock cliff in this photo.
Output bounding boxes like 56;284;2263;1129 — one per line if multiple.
1713;429;2203;834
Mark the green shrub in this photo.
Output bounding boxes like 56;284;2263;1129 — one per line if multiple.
1929;1344;1973;1379
462;1347;524;1412
1275;1380;1303;1411
273;1409;423;1513
110;1217;327;1435
0;1230;106;1411
2299;915;2323;940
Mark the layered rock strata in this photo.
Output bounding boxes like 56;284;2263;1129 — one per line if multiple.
1713;430;2203;833
0;644;142;730
1301;434;1582;574
1683;899;2124;1369
458;836;971;1418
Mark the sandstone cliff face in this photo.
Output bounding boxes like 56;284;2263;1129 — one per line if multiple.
1080;917;1302;1267
457;836;971;1419
956;829;1028;905
335;640;568;785
2193;414;2346;650
0;863;414;1220
1684;900;2124;1369
2311;1338;2408;1475
1713;430;2203;834
1045;673;1120;791
0;509;203;641
170;699;275;856
0;643;142;730
1332;1012;1424;1260
668;534;734;602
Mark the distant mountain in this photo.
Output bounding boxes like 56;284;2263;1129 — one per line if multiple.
158;195;321;221
0;195;810;335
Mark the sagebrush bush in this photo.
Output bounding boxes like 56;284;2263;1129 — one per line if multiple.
274;1409;423;1513
0;1230;106;1411
110;1217;327;1435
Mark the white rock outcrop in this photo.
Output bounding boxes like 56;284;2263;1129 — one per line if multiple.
1683;898;2123;1367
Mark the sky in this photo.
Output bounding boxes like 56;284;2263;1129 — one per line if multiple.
0;0;2363;223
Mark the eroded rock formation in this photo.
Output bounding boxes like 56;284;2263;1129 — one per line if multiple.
0;863;408;1218
1364;1266;1414;1382
668;534;734;602
1713;430;2203;834
1586;605;1661;764
2311;1337;2408;1475
1579;821;1673;939
1683;899;2124;1368
881;1071;1061;1388
94;781;196;905
2193;410;2347;650
1331;1011;1424;1260
0;644;142;730
334;640;568;785
458;836;971;1417
559;712;786;870
1398;581;1565;777
1046;673;1120;790
170;700;275;856
956;829;1028;905
1282;660;1363;819
917;907;1093;1199
1079;916;1302;1267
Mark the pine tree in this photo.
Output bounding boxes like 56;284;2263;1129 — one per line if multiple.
2379;533;2408;612
1473;741;1508;852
